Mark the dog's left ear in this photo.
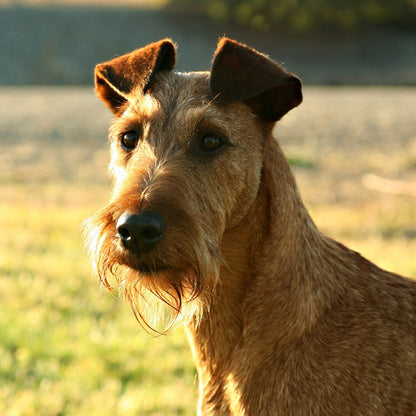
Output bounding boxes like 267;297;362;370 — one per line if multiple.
210;38;302;121
95;39;176;115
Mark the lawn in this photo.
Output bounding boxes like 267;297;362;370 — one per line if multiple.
0;183;197;416
0;86;415;415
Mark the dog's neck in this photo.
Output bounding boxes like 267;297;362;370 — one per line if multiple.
184;135;331;410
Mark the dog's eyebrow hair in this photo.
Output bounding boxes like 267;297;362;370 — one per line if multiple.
182;97;223;122
177;110;229;144
181;94;211;108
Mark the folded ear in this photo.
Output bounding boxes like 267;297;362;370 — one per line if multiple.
210;38;302;121
95;39;176;115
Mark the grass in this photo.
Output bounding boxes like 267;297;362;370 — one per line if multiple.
0;183;196;416
310;200;416;277
0;86;415;415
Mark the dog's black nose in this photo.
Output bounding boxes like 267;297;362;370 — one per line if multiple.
117;212;165;253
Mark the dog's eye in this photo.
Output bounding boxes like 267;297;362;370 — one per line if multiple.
121;131;139;151
200;136;224;153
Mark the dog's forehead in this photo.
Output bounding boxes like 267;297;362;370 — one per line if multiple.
152;71;212;111
122;71;212;125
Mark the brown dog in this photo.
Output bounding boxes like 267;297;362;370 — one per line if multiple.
84;38;416;415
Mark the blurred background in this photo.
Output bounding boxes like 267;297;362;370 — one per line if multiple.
1;0;416;84
1;1;416;415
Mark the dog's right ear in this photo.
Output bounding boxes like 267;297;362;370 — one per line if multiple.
95;39;176;115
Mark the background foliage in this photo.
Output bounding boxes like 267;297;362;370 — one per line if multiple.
170;0;416;31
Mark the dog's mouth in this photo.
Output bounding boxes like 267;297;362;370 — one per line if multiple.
134;261;169;276
117;249;169;276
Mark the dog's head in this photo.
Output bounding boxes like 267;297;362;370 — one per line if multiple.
84;38;302;331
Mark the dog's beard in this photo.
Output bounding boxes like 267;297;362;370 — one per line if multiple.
83;206;222;333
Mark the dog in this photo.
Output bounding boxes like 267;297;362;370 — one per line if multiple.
84;38;416;415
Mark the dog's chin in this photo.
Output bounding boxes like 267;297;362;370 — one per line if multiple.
112;243;156;271
134;262;168;276
119;254;169;277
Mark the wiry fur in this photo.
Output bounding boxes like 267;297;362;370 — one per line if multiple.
85;38;416;415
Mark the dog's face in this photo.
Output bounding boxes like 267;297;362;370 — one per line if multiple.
84;38;301;331
109;71;266;236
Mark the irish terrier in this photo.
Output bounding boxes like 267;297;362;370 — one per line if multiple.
84;38;416;415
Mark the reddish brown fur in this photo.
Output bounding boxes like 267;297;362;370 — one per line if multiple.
84;38;416;415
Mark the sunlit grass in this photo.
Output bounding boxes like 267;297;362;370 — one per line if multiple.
310;200;416;277
2;179;415;415
0;183;196;416
1;86;415;415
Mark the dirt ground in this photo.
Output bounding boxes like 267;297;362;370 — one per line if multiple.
1;86;415;206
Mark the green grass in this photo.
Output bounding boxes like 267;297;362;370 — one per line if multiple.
288;155;317;169
2;183;415;416
1;87;415;415
0;183;196;416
